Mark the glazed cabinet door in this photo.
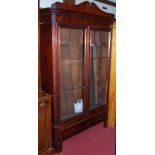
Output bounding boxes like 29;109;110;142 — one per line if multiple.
59;27;85;121
89;30;111;110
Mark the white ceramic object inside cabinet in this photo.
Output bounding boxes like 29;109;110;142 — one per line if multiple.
40;0;63;8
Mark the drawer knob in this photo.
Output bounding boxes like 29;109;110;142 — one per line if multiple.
40;102;45;108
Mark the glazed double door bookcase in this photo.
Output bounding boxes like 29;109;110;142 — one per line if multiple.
40;2;114;153
60;28;110;119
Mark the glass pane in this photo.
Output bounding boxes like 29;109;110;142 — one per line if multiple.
90;83;107;110
61;60;83;92
89;30;109;110
60;88;84;121
60;28;84;121
91;30;109;58
90;58;107;85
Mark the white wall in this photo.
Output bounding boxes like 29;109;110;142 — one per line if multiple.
40;0;63;8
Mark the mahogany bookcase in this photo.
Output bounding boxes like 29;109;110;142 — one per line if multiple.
40;2;114;152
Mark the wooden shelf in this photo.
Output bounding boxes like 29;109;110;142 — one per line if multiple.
60;86;84;94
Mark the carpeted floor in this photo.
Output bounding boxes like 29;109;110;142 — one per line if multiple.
55;123;116;155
